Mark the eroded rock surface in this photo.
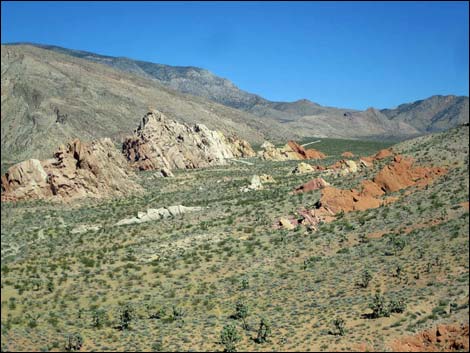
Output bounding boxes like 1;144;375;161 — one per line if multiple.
116;205;203;226
258;140;325;161
1;138;141;201
389;324;469;352
122;110;255;172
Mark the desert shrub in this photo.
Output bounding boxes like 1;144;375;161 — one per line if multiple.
64;333;83;352
91;308;107;328
389;298;406;313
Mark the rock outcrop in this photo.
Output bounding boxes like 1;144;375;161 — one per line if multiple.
293;177;330;194
259;140;325;161
373;155;447;193
341;151;354;158
291;162;316;175
285;154;448;230
1;138;141;201
116;205;203;226
240;174;276;192
389;324;469;352
122;110;255;172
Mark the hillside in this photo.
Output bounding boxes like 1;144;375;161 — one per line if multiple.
0;44;289;164
7;43;467;136
1;126;468;351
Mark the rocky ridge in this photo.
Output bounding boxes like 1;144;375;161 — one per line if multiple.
122;110;255;172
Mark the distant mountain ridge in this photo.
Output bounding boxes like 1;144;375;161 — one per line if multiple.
9;42;467;134
1;43;468;164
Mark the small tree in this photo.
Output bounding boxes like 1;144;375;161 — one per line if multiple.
369;292;390;318
359;269;372;288
240;278;249;290
255;317;271;344
220;324;241;352
332;317;345;336
118;303;134;330
64;333;83;352
233;300;249;330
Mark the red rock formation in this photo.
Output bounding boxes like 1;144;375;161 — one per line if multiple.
374;148;394;160
288;154;448;228
319;186;382;213
373;155;447;193
389;324;469;352
293;177;330;194
341;151;354;158
287;141;326;160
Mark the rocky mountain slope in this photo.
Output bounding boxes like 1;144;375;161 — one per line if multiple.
0;44;287;164
381;95;469;132
2;43;468;166
9;43;467;135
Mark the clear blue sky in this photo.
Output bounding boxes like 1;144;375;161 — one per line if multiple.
1;1;468;109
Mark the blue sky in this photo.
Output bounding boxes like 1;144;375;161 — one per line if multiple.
1;1;468;109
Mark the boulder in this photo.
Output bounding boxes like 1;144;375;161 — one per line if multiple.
116;205;203;226
259;174;276;183
373;155;446;193
259;140;325;161
240;175;264;192
341;151;354;158
279;217;296;230
291;162;316;175
374;148;394;160
293;177;330;194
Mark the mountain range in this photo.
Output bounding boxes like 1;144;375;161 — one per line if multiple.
2;42;468;163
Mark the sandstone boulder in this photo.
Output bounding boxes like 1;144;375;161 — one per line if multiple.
259;140;325;161
293;177;330;194
240;175;263;192
341;151;354;158
374;148;394;160
291;162;316;175
259;174;276;183
279;217;296;230
116;205;203;226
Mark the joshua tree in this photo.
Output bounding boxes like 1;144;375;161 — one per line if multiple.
220;324;241;352
233;300;249;329
255;317;271;344
359;269;372;288
64;333;83;351
118;303;134;330
369;292;390;318
332;317;346;336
